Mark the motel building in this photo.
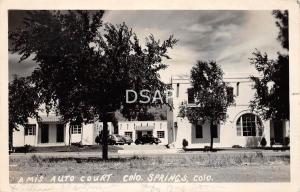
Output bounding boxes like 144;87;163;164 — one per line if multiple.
13;75;289;149
167;75;290;148
12;111;170;147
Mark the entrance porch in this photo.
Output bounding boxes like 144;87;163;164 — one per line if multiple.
37;116;67;146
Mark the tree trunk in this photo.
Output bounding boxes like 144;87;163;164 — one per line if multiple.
102;113;109;160
9;126;13;146
69;124;71;146
210;119;214;150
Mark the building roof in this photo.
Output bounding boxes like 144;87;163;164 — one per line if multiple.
38;115;63;123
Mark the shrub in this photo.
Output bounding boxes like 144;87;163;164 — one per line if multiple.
203;146;211;152
270;138;275;147
260;137;267;147
182;139;188;149
284;137;290;146
95;135;101;145
71;142;83;147
232;145;242;148
22;144;35;153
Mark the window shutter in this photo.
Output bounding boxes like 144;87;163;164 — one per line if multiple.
236;117;241;136
195;124;203;138
33;125;36;135
226;86;234;103
25;126;28;135
187;88;195;104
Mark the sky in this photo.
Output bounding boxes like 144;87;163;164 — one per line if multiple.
9;10;284;83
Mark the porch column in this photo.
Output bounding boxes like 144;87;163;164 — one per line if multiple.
284;120;290;137
81;123;83;145
264;120;271;147
66;123;71;146
35;123;39;146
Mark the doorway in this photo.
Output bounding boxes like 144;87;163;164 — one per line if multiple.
56;124;64;142
273;121;283;144
41;124;49;143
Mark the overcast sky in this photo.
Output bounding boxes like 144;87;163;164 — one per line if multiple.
9;10;284;82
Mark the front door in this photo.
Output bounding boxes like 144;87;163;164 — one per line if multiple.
274;121;283;144
41;124;49;143
56;124;64;142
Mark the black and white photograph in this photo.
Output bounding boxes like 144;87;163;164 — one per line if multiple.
1;0;300;192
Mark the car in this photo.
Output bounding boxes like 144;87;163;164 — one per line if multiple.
121;135;133;145
108;134;125;145
135;134;161;145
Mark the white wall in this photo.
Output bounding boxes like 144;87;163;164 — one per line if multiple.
171;77;272;148
13;117;38;147
81;123;94;145
118;121;169;145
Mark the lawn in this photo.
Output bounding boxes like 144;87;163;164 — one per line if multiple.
9;152;290;183
14;145;122;153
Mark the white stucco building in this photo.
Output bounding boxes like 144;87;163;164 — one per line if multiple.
167;75;290;148
12;113;169;147
12;75;289;149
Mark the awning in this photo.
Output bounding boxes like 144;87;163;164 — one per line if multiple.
135;126;155;131
38;115;63;123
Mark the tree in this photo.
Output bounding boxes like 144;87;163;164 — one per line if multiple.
178;61;234;149
9;10;177;159
249;10;289;121
9;76;40;146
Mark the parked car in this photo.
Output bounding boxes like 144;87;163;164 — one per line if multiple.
135;134;161;145
108;134;125;145
121;135;133;145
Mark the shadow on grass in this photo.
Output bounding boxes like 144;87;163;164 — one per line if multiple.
184;147;290;152
14;145;122;153
184;148;225;152
30;155;147;163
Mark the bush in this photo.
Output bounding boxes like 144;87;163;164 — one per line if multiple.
15;144;35;153
260;137;267;147
71;142;83;147
270;138;275;147
95;135;102;145
182;139;188;149
284;137;290;146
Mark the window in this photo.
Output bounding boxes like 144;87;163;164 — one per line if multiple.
236;113;263;136
71;124;82;134
187;88;195;104
236;82;240;96
212;124;218;138
125;132;132;139
174;122;178;128
176;83;180;97
25;124;36;135
157;131;165;138
195;124;203;138
226;86;234;103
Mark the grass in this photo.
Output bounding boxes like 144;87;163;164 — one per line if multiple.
14;145;122;153
9;152;290;183
10;152;289;170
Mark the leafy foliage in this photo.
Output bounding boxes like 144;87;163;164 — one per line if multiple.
249;10;289;120
272;10;288;50
9;76;40;143
9;10;177;158
178;61;234;149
